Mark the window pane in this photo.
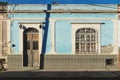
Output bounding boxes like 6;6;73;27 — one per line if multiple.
86;35;90;41
76;43;79;52
27;41;30;50
33;41;38;50
76;28;97;54
76;36;79;42
106;59;114;66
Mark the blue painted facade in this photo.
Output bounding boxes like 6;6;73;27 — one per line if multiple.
7;4;118;54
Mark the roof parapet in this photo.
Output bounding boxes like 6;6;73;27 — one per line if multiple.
6;9;117;13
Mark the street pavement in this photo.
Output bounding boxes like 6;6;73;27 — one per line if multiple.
0;70;120;77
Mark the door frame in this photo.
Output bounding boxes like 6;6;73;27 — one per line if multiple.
19;23;42;67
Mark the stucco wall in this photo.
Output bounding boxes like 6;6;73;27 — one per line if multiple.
8;4;117;11
7;4;117;54
0;21;2;55
55;19;114;53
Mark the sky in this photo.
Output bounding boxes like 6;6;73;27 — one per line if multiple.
0;0;120;4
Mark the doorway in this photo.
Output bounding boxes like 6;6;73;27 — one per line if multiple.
23;28;39;67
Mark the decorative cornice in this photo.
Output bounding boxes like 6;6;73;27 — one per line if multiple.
18;22;44;24
71;22;105;24
6;10;118;13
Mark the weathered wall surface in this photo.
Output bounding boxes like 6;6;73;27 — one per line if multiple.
0;21;2;55
0;15;8;56
7;4;117;54
8;4;117;11
55;19;114;53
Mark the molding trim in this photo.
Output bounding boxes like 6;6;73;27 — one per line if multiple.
19;23;43;55
71;23;101;54
71;22;105;24
7;10;117;13
10;18;117;21
18;22;45;24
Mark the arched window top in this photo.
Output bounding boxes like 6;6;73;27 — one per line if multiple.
76;28;96;35
75;28;98;54
24;28;39;34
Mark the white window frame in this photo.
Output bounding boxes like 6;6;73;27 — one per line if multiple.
75;28;98;54
71;23;101;54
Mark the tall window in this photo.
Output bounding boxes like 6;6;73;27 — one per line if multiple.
75;28;98;54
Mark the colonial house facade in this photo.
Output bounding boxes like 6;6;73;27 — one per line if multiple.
1;4;120;70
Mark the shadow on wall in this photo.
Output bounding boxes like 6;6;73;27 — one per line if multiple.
40;4;51;69
23;30;28;66
23;27;29;66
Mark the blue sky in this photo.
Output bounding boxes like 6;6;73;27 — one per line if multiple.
0;0;120;4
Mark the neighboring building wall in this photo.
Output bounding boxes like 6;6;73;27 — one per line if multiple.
2;21;8;55
0;20;2;56
0;5;8;69
0;6;7;55
118;5;120;69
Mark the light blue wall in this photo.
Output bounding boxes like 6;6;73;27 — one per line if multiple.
8;14;46;18
7;4;117;54
10;20;51;53
8;4;117;11
51;4;117;11
55;20;114;53
55;20;71;53
8;13;116;54
10;21;20;53
8;4;47;10
8;13;117;19
51;13;116;18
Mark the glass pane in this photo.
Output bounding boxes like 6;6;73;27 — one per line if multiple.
76;43;79;52
27;34;32;40
76;36;79;41
87;43;90;52
76;28;97;53
33;41;38;50
76;43;79;48
27;41;30;50
81;35;84;41
86;35;90;41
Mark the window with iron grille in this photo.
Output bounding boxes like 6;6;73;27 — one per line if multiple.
75;28;98;54
106;59;114;66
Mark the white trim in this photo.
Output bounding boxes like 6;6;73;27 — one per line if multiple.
112;19;118;54
7;20;11;54
7;10;117;13
71;23;101;54
10;18;116;21
49;20;56;54
19;23;42;55
19;23;42;67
